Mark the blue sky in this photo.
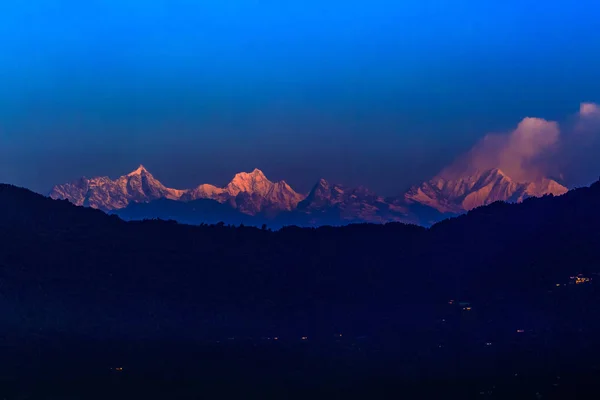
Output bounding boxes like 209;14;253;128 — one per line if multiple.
1;0;599;194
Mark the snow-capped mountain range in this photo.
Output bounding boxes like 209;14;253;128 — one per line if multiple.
49;165;568;226
50;166;304;216
49;165;186;210
404;168;568;214
296;179;412;224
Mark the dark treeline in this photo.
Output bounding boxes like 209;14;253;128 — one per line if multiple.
3;182;600;398
2;181;600;339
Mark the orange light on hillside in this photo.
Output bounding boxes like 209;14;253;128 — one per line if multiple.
575;277;590;284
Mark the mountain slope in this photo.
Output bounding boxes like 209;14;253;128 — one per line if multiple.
293;179;415;225
49;165;569;226
4;182;600;397
4;179;600;340
178;168;305;215
224;169;305;214
405;168;568;213
49;165;185;211
51;167;305;216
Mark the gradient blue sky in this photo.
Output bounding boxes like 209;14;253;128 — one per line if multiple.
1;0;599;195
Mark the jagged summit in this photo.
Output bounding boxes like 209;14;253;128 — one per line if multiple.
48;164;571;224
295;179;413;224
237;168;267;178
226;169;272;197
49;165;184;210
220;169;304;213
405;167;568;213
302;179;344;206
50;167;305;215
127;164;150;177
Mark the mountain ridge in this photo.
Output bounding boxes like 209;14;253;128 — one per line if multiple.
50;165;569;226
50;166;305;216
404;168;568;213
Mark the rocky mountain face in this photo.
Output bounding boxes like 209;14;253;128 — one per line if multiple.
295;179;415;225
50;165;570;226
50;166;305;216
49;165;185;210
404;168;568;213
221;169;304;215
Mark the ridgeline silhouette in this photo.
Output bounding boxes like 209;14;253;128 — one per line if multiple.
2;180;600;339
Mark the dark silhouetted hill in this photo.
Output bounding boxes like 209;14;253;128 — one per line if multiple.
113;197;261;226
2;181;600;341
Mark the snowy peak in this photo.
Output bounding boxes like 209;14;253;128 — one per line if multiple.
316;178;331;190
405;168;568;213
50;165;184;211
523;178;568;198
302;179;346;208
234;168;268;182
50;167;305;215
226;168;272;197
48;165;570;224
221;169;304;213
251;168;267;177
126;164;150;177
296;178;412;224
182;184;225;202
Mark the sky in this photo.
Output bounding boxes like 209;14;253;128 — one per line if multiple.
1;0;599;195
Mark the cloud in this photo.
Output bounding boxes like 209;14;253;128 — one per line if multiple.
440;102;600;186
503;117;560;181
446;116;560;182
563;102;600;186
579;102;600;118
502;117;559;162
575;102;600;134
